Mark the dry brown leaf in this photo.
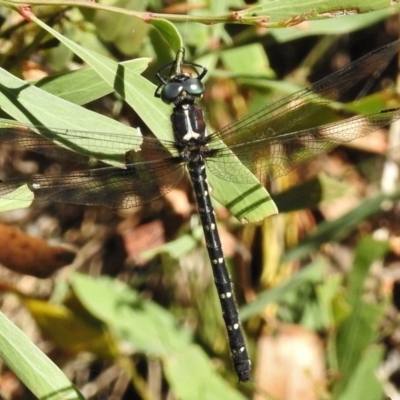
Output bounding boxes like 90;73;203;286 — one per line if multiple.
254;325;326;400
120;219;165;265
0;223;75;278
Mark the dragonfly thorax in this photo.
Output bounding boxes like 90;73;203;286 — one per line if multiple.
171;103;208;146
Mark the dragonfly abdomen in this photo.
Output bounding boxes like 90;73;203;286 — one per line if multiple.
186;157;251;382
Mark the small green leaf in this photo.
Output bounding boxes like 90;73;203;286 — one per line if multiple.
24;298;119;359
141;226;203;261
0;185;33;212
165;346;247;400
347;236;389;306
315;274;344;329
221;44;275;77
273;173;354;213
150;19;183;53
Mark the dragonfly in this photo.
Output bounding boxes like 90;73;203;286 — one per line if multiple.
1;40;400;382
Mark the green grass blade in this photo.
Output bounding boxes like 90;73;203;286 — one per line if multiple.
0;311;84;400
332;237;389;397
240;260;326;320
337;345;385;400
283;190;400;262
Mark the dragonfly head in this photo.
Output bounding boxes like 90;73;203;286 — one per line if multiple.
155;48;208;106
159;74;205;105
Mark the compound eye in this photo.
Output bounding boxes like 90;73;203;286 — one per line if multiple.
183;78;205;96
161;82;184;103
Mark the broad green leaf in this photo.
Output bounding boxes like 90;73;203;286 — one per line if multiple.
70;273;247;399
32;15;171;141
35;68;113;105
35;58;151;105
208;171;277;223
86;0;150;56
270;6;399;42
70;273;192;355
333;295;384;396
0;70;140;165
238;0;397;24
0;311;84;400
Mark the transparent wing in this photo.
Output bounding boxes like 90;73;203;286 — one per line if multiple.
0;120;186;209
206;109;400;183
206;40;400;182
0;158;185;209
0;119;178;165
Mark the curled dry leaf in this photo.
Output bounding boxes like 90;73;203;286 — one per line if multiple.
0;223;75;278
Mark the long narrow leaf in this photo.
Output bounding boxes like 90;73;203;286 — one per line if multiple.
0;311;84;400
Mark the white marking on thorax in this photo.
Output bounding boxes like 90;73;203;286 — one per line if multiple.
182;108;200;141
